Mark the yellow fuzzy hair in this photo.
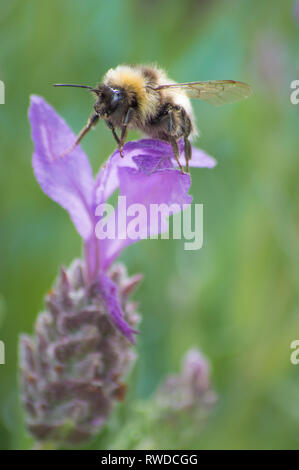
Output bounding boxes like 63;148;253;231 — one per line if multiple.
103;65;159;120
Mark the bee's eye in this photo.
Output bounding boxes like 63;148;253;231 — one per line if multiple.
111;90;122;103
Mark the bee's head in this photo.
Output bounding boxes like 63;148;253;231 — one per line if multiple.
53;82;126;119
93;85;125;118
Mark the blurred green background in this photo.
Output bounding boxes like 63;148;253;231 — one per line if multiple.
1;0;299;450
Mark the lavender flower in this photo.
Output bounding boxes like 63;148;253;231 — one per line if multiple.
156;349;217;424
19;96;216;446
112;349;217;450
20;260;140;445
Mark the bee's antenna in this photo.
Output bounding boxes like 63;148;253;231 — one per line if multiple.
53;84;99;92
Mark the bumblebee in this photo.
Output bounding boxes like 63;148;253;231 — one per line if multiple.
54;64;251;172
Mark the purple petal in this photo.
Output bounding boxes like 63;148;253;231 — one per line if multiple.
84;234;100;283
132;153;174;174
95;142;144;205
101;166;192;269
97;271;138;343
131;138;216;169
177;139;217;169
95;139;171;205
29;95;95;239
131;138;217;169
95;138;215;205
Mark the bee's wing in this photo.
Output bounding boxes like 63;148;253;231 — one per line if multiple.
154;80;252;106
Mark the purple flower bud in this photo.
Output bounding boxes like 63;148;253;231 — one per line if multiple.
19;260;141;446
156;349;217;415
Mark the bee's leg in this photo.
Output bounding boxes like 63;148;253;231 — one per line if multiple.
106;121;121;146
61;113;99;157
74;113;99;147
170;136;184;174
168;109;184;174
184;136;192;173
119;108;133;157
